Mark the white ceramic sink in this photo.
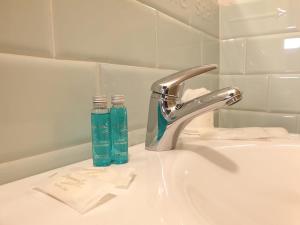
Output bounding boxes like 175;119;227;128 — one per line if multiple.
1;136;300;225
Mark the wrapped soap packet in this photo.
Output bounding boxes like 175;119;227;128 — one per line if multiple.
34;167;136;214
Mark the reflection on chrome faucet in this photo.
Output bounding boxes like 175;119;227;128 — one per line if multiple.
145;64;242;151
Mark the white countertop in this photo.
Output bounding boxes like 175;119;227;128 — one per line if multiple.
0;143;160;225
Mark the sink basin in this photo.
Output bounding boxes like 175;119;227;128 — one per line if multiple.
169;137;300;225
0;136;300;225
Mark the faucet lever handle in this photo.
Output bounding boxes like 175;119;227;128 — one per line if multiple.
151;64;217;97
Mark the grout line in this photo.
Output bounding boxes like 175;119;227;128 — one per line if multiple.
297;115;300;134
220;30;300;41
226;108;300;116
221;72;300;76
95;64;101;96
245;72;300;75
49;0;56;58
266;74;271;113
200;31;204;66
243;38;247;75
219;3;221;41
155;10;159;68
136;0;219;39
0;51;180;71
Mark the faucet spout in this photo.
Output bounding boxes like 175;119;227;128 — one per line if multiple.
175;87;242;122
145;65;242;151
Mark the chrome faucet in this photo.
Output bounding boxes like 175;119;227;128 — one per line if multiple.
145;64;242;151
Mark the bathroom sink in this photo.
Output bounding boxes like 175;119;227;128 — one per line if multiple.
0;136;300;225
168;137;300;225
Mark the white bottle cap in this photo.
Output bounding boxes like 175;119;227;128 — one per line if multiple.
111;94;125;104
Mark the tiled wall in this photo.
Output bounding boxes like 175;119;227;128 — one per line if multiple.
0;0;219;184
219;0;300;133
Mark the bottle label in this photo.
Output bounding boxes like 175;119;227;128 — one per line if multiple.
91;113;111;166
110;107;128;163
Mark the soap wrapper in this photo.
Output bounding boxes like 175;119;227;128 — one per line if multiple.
34;167;135;214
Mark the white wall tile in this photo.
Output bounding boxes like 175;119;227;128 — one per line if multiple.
202;34;219;72
246;33;300;73
0;128;146;184
190;0;219;37
219;110;298;133
100;63;176;130
138;0;191;24
220;0;300;39
184;73;219;91
220;39;246;74
0;143;91;185
0;54;98;163
139;0;219;37
269;75;300;113
219;75;269;111
157;12;202;70
0;0;53;57
53;0;156;67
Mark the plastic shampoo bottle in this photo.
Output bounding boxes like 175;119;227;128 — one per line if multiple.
91;96;111;166
110;95;128;164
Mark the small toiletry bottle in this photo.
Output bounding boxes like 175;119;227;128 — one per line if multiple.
110;95;128;164
91;96;111;166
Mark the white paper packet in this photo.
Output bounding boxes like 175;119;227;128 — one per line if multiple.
34;167;136;214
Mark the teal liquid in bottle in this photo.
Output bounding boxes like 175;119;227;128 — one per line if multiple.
91;96;111;167
110;95;128;164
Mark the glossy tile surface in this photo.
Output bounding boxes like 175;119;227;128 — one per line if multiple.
220;39;246;74
138;0;219;37
0;54;97;163
246;33;300;73
53;0;156;66
220;0;300;130
220;0;300;39
184;73;219;91
157;13;202;70
269;75;300;113
219;75;269;111
219;109;298;133
0;0;53;57
202;33;219;72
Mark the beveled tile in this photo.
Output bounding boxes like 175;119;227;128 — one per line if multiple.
220;39;246;74
202;34;219;72
220;0;300;39
53;0;156;67
0;0;53;57
269;75;300;113
219;75;269;111
157;12;202;70
0;53;98;163
246;33;300;73
219;109;298;133
184;73;219;91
